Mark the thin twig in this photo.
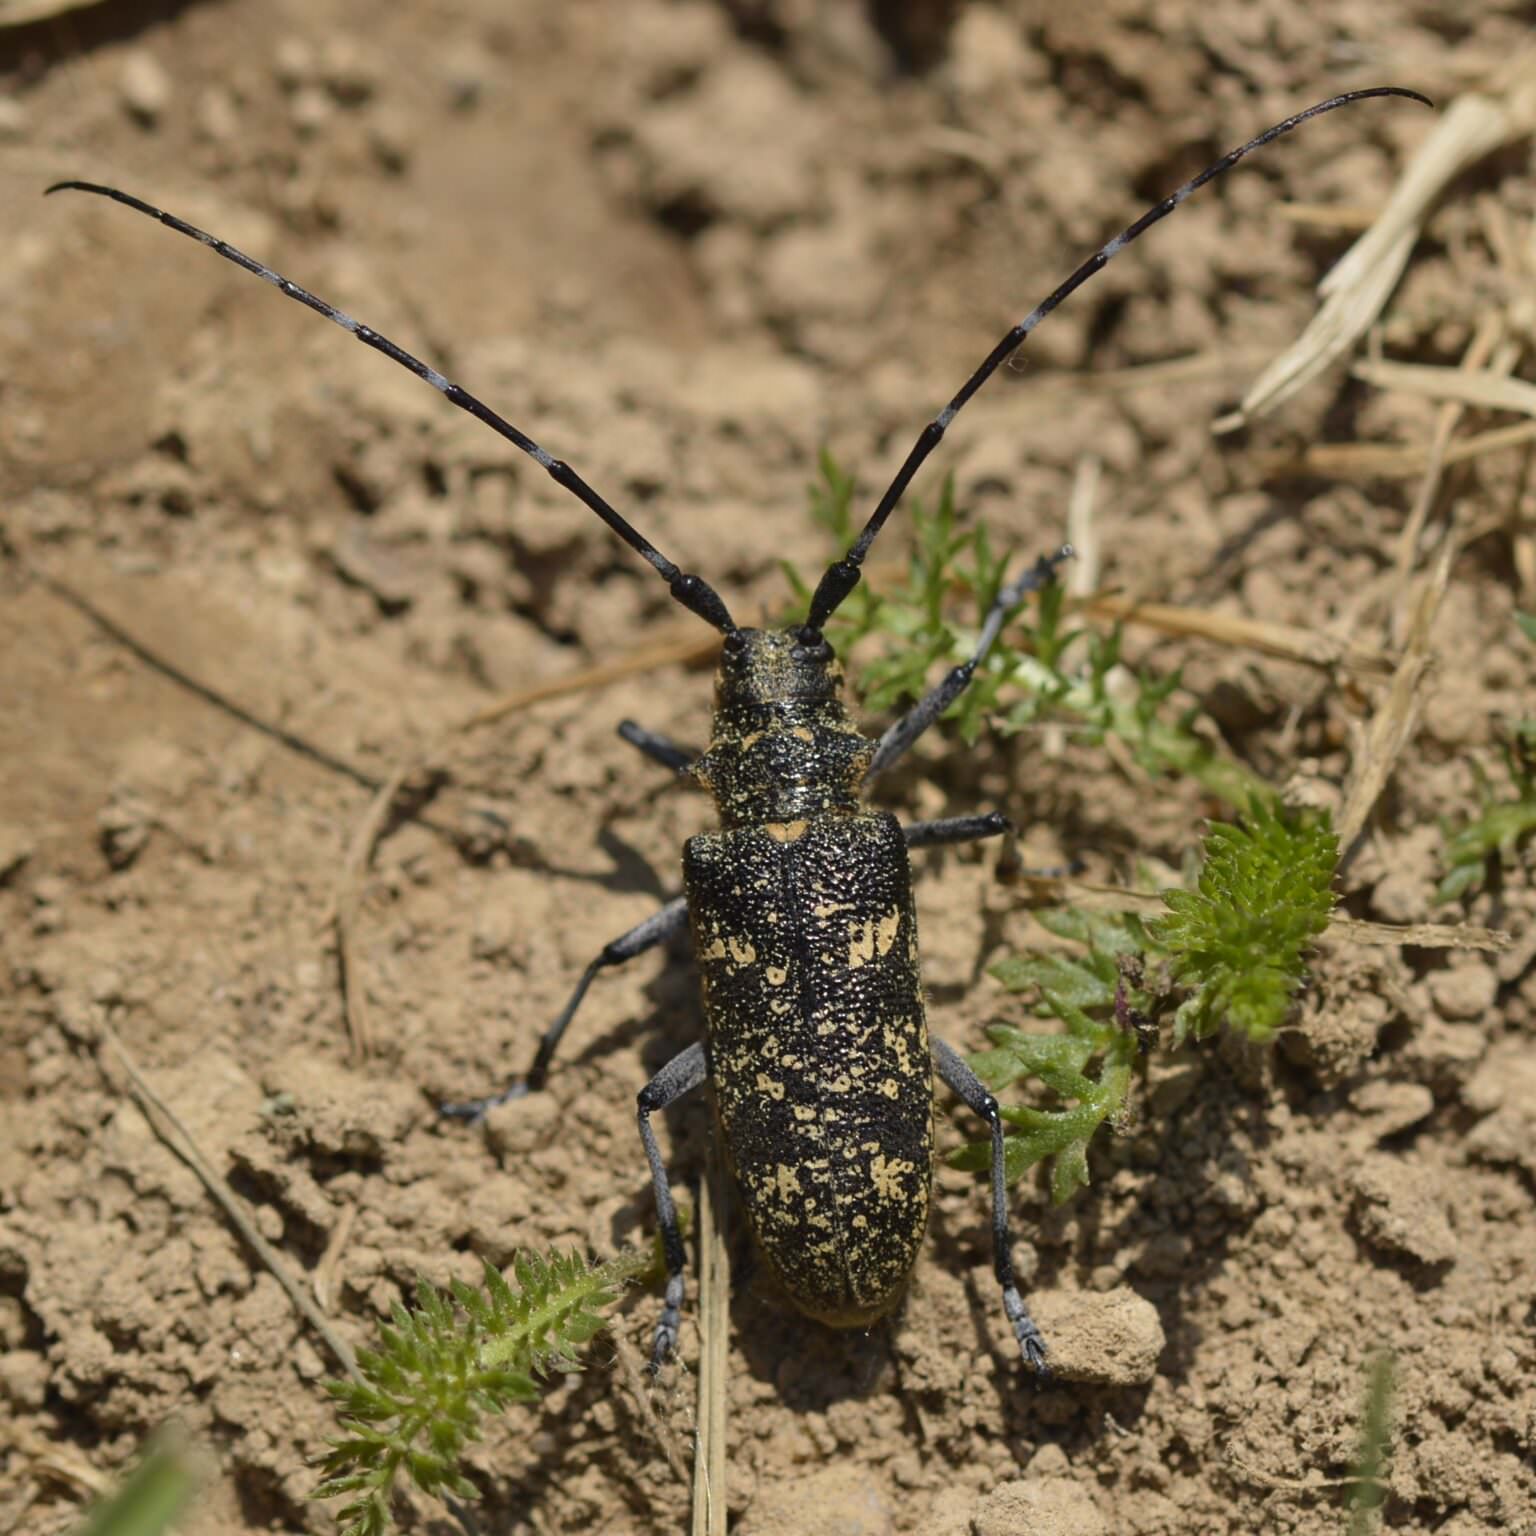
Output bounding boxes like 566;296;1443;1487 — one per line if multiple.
1022;877;1510;952
100;1025;360;1379
691;1149;729;1536
1226;1447;1392;1494
34;569;380;791
1388;312;1509;646
1253;418;1536;481
612;1331;693;1491
1078;594;1394;677
1337;521;1461;852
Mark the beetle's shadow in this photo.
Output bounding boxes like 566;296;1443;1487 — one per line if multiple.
530;823;682;899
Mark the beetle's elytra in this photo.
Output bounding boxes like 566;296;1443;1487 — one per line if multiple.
49;84;1427;1378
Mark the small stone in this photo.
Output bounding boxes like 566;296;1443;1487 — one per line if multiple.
0;1350;50;1409
369;108;413;175
98;792;153;870
319;38;379;105
272;37;315;89
1371;868;1425;924
1026;1288;1164;1385
440;40;491;111
1427;965;1498;1022
738;1465;892;1536
1026;1444;1072;1478
288;84;333;137
0;825;33;885
1350;1156;1458;1267
946;5;1035;98
1463;1045;1536;1177
1350;1079;1435;1140
1409;1018;1487;1088
196;85;240;144
972;1475;1107;1536
119;51;172;126
0;97;28;140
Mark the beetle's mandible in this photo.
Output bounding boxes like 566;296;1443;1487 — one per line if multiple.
48;83;1428;1378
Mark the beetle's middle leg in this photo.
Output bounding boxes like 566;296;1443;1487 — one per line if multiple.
637;1039;708;1372
933;1037;1049;1377
904;813;1076;883
441;894;690;1118
618;718;699;773
865;545;1073;784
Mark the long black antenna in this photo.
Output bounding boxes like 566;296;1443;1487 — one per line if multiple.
44;180;739;639
799;85;1431;640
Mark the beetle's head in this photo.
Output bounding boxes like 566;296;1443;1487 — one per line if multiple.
714;627;843;710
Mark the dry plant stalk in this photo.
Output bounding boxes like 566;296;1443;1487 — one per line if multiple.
1257;419;1536;481
691;1152;730;1536
101;1025;361;1380
1025;877;1510;953
1336;522;1461;851
1217;51;1536;430
1079;593;1394;677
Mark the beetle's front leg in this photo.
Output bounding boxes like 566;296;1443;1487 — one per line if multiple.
637;1040;708;1372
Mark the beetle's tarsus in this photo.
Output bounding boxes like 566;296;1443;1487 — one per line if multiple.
1005;1286;1050;1377
648;1274;686;1375
437;1079;530;1122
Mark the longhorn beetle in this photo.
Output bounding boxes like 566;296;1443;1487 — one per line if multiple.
50;85;1427;1378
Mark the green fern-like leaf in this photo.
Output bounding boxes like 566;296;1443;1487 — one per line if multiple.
1149;801;1337;1045
950;909;1153;1202
956;807;1337;1199
313;1247;652;1536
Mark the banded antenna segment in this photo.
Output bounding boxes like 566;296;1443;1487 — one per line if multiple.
44;179;739;639
797;85;1432;639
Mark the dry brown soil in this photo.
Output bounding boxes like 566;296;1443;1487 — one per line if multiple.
2;2;1534;1534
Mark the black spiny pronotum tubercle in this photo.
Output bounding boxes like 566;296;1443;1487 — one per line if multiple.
49;85;1429;1376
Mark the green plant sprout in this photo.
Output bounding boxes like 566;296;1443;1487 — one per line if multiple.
1437;613;1536;901
1153;799;1338;1046
952;805;1338;1201
71;1426;201;1536
313;1247;654;1536
1346;1350;1396;1536
784;452;1273;810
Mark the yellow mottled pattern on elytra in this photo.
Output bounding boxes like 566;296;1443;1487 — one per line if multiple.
685;807;932;1327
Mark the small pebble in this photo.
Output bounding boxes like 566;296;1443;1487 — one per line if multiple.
196;85;240;144
273;36;315;90
1026;1288;1164;1385
1351;1156;1458;1267
738;1466;891;1536
1428;964;1498;1022
0;97;28;140
289;84;334;138
119;50;172;126
973;1476;1107;1536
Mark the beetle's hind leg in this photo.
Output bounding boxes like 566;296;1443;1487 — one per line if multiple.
637;1040;708;1372
933;1038;1049;1377
441;894;691;1119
